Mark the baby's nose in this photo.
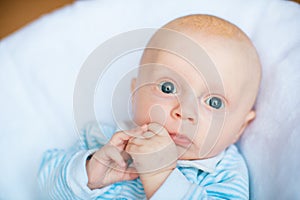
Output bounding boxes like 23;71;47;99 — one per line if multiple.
171;105;197;124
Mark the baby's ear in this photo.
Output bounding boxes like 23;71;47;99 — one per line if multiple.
244;110;256;125
234;110;256;142
131;78;137;93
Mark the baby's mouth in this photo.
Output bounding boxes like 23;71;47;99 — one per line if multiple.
169;133;192;148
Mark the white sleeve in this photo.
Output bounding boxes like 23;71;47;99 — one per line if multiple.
150;168;206;200
38;123;116;199
67;150;113;199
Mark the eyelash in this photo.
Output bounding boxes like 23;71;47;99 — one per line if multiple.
204;95;225;110
157;80;178;95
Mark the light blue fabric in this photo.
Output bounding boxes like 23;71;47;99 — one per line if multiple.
38;122;249;199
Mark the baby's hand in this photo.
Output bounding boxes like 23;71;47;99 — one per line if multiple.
126;123;177;174
126;123;177;197
86;126;146;189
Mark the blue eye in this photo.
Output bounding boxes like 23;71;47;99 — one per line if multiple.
205;96;224;109
160;81;176;94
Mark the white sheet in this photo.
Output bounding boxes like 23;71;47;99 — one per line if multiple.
0;0;299;199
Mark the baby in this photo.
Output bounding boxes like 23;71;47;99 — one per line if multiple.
39;14;261;199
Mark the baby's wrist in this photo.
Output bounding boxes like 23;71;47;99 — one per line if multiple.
86;154;106;189
139;166;175;179
139;167;174;199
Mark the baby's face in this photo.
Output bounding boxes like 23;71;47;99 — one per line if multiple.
131;36;259;160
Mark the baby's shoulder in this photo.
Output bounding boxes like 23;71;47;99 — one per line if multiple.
220;145;247;166
215;144;249;179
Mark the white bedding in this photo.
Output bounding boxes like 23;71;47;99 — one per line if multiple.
0;0;299;199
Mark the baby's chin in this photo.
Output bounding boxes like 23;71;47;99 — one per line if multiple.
176;145;201;160
176;145;219;160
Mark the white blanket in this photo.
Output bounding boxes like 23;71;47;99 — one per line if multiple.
0;0;299;199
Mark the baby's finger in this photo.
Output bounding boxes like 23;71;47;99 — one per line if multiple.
147;123;169;136
94;146;126;168
111;125;147;148
123;124;148;138
120;151;133;166
128;137;145;146
110;131;130;145
110;131;132;148
142;131;155;138
120;150;131;161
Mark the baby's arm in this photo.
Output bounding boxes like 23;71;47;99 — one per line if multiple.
38;124;141;199
38;139;98;199
126;123;178;199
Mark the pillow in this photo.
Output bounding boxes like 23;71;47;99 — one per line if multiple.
0;0;299;199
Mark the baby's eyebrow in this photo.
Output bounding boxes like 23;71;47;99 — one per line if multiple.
195;83;229;99
148;66;175;77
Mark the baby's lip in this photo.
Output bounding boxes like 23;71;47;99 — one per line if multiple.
169;132;192;148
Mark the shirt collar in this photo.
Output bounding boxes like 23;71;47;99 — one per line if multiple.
177;151;224;173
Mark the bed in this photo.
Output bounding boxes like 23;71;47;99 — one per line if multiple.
0;0;299;199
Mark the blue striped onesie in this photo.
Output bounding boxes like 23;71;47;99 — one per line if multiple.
38;122;249;199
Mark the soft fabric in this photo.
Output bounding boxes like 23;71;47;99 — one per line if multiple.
0;0;299;199
39;123;248;199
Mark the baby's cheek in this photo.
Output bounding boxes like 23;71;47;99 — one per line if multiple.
149;104;167;126
133;100;168;126
132;103;151;126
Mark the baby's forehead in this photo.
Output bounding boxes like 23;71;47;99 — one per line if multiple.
140;37;258;96
142;36;252;76
139;50;226;91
